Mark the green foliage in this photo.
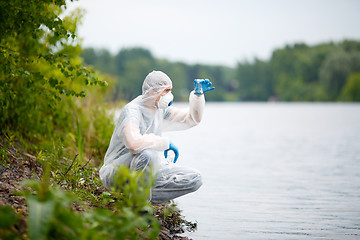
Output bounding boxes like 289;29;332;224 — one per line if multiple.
7;165;159;240
236;59;272;101
22;178;81;240
89;165;160;239
319;51;360;99
113;48;156;100
269;42;332;101
0;205;18;228
156;60;189;101
340;73;360;101
319;51;351;97
0;0;107;138
81;40;360;102
50;152;102;205
238;40;360;101
81;48;232;102
0;0;116;175
0;205;20;239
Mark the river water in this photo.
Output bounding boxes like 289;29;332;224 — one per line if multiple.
163;103;360;240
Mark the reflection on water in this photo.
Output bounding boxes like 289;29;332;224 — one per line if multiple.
164;103;360;240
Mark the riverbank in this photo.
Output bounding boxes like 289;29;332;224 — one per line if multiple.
0;137;195;240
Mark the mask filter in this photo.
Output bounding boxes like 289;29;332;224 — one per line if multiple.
158;92;174;109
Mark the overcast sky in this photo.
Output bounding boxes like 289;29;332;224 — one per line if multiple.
66;0;360;67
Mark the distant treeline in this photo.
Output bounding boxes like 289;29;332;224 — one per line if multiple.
81;40;360;102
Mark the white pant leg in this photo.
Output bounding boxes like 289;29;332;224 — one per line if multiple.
151;166;202;204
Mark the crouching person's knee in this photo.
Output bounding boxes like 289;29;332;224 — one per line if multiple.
130;149;161;172
189;170;202;193
150;167;203;204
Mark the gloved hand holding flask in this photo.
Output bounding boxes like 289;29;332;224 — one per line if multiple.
194;79;215;95
164;141;179;163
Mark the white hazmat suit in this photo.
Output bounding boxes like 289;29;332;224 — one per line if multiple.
99;71;205;204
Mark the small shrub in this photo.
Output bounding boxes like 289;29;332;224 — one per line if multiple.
7;165;161;240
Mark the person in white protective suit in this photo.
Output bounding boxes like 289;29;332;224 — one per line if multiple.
99;70;215;204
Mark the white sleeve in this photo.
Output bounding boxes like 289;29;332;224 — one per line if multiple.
162;91;205;131
122;123;170;154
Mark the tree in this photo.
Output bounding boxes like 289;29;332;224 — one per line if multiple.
340;73;360;101
319;51;352;99
0;0;105;136
82;48;117;75
156;60;189;101
236;59;272;101
319;51;360;99
114;48;156;100
79;40;360;102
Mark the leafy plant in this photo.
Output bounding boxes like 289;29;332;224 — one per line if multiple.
0;0;107;139
0;205;21;240
15;165;159;240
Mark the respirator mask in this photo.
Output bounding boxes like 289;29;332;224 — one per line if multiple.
158;92;174;109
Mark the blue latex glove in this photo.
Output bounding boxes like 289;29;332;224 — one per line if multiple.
164;141;179;163
194;79;215;95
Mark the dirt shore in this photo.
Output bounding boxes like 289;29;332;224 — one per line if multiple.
0;142;191;240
